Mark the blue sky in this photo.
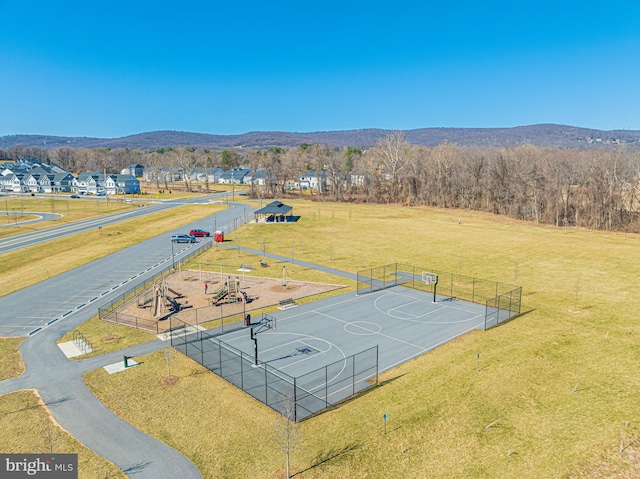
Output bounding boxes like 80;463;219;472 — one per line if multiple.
1;1;639;138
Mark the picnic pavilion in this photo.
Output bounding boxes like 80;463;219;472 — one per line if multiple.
253;200;300;223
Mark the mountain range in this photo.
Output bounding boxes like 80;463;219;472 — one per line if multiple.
2;124;640;151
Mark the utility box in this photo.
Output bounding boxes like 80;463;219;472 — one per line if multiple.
214;231;224;243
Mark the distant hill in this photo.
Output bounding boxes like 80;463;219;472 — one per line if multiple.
2;124;639;151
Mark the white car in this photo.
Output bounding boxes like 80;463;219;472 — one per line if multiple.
171;234;196;243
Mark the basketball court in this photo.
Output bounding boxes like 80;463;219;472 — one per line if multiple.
172;280;494;419
219;285;486;379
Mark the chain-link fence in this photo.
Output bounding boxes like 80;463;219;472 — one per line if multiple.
169;317;379;421
99;209;254;331
357;262;522;329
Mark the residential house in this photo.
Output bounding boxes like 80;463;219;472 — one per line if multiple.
6;173;26;192
52;173;75;192
218;168;250;184
245;168;268;186
121;163;145;177
73;172;101;195
38;174;56;192
23;173;40;193
111;174;140;194
298;170;327;191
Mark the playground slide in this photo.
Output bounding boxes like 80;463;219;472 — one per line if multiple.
211;285;227;302
167;287;183;298
152;293;159;318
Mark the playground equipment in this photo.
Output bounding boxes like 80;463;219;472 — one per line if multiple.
150;279;183;319
209;276;243;306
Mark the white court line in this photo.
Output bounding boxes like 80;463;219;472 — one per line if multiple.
213;337;336;401
380;320;485;373
384;297;448;319
375;292;484;324
261;335;334;371
382;288;485;314
313;310;429;354
219;330;349;395
258;333;346;371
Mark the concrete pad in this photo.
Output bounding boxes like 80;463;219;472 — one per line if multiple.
104;359;139;374
156;325;204;342
58;340;93;358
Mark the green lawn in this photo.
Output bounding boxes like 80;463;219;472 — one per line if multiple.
80;201;640;478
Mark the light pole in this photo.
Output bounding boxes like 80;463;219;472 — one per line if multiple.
171;239;175;269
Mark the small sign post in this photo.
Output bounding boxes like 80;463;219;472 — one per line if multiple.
383;413;388;435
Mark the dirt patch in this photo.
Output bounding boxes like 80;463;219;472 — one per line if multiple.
113;269;345;332
160;376;180;386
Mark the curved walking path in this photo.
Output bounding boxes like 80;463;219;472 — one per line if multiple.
1;211;62;226
0;201;249;478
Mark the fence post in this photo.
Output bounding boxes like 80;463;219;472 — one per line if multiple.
472;277;476;303
265;364;269;405
240;349;244;391
449;273;453;298
325;365;329;408
484;302;488;330
352;354;356;396
376;345;379;385
370;268;373;293
293;378;298;423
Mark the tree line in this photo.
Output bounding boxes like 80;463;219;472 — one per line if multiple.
3;132;640;232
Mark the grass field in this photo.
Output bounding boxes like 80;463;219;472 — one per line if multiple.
0;338;24;380
78;201;640;478
0;196;135;238
0;390;125;479
2;198;639;477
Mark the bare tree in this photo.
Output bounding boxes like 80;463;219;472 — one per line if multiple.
40;414;59;453
163;339;173;383
173;148;200;192
376;132;410;203
273;391;303;479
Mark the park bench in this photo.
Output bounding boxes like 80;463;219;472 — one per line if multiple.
278;298;296;310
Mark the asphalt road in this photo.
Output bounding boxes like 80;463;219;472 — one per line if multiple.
0;192;229;254
0;201;251;478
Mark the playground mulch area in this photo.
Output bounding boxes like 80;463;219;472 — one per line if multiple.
117;269;345;331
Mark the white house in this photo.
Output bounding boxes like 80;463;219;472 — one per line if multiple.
218;168;250;184
298;170;327;191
